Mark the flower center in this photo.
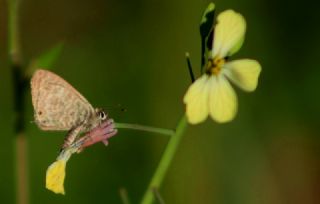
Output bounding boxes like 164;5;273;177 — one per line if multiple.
205;57;225;76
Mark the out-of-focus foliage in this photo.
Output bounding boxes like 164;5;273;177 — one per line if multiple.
0;0;320;203
25;42;64;77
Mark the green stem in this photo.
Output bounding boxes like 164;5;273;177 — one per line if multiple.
140;116;188;204
8;0;21;64
115;123;174;136
152;188;166;204
8;1;29;204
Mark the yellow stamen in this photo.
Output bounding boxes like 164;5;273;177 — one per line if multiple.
206;57;225;76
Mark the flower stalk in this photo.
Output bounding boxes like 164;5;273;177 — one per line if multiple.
140;116;188;204
115;123;174;136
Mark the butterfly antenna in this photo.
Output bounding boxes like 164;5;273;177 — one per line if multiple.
103;104;127;113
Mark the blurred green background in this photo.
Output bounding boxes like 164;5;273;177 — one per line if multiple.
1;0;320;203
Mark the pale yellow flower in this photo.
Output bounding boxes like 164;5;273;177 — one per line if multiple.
46;148;74;194
184;10;261;124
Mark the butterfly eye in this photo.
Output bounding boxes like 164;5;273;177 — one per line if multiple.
99;111;107;120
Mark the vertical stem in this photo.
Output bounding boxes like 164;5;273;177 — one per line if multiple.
8;0;21;64
15;134;28;204
8;0;29;204
140;116;188;204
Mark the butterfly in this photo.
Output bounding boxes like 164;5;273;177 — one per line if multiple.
30;69;113;149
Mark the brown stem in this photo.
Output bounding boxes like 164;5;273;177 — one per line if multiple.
15;133;29;204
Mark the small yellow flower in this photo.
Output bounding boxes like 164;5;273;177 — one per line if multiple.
184;9;261;124
46;148;74;195
46;160;67;194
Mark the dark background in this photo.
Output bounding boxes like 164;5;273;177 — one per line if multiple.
1;0;320;203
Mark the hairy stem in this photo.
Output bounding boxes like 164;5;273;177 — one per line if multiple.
140;116;188;204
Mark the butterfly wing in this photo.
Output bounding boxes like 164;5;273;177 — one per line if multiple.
31;69;95;131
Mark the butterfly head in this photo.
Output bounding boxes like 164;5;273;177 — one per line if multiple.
95;108;108;121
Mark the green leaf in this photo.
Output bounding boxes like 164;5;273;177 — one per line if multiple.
199;3;215;72
25;42;64;77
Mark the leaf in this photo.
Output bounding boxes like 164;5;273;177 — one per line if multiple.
199;3;215;72
25;42;64;77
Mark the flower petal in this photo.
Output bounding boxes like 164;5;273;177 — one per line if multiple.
212;10;246;58
223;59;262;92
183;75;210;124
208;75;237;123
46;148;74;195
78;119;117;151
46;159;67;195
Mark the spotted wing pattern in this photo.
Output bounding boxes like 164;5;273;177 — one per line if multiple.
31;69;95;131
